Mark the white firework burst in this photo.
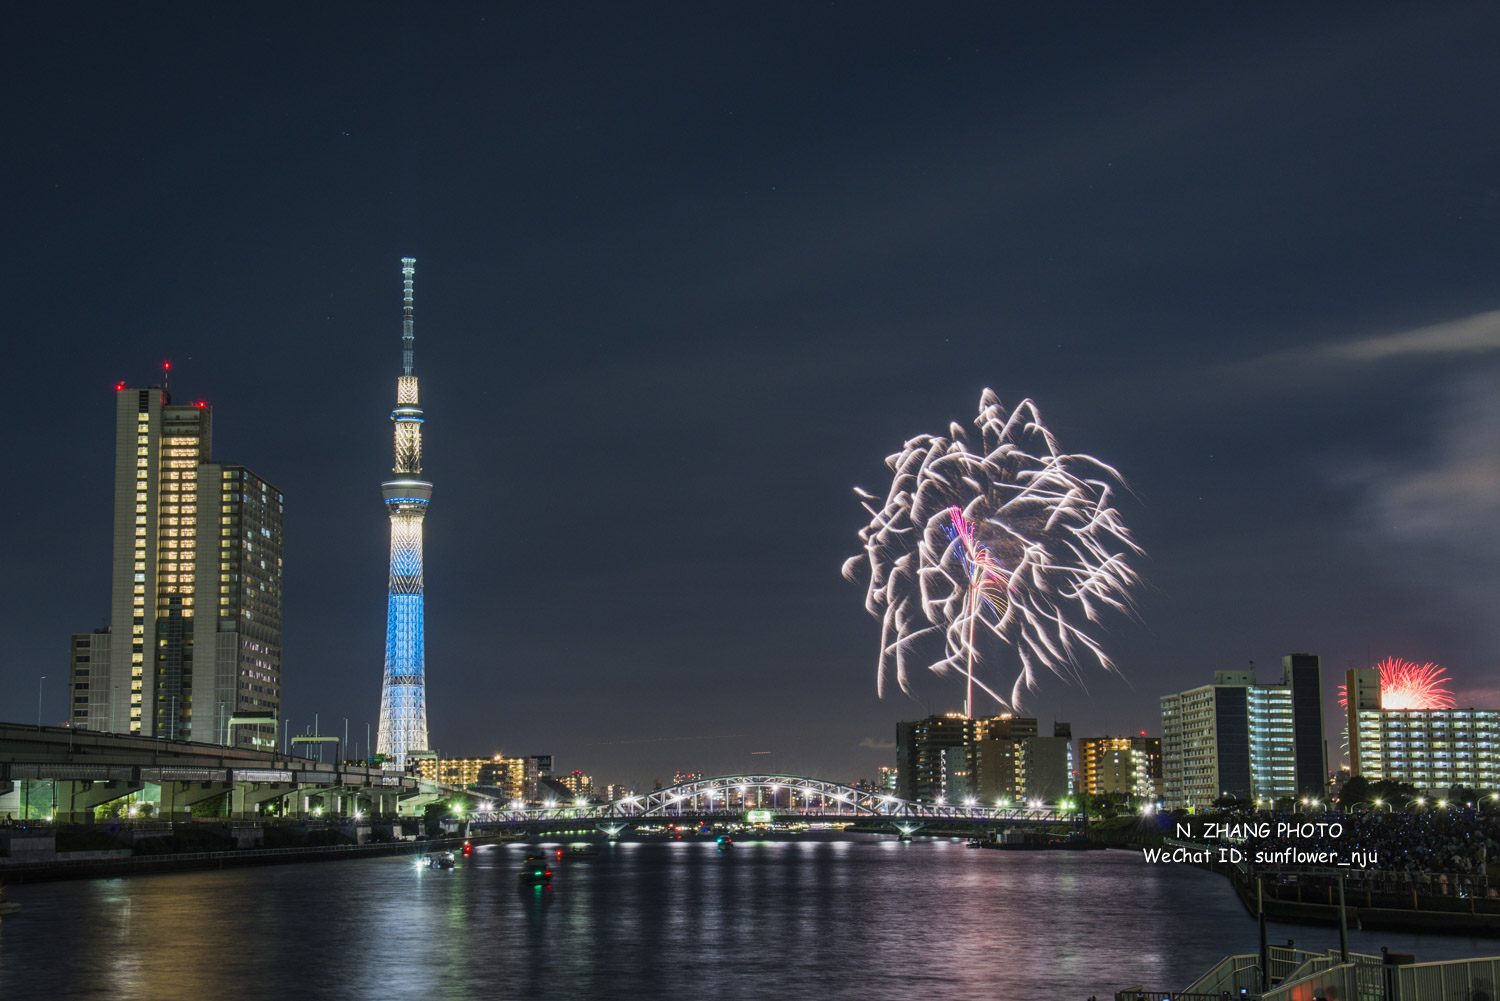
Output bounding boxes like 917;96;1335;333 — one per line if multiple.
842;389;1142;711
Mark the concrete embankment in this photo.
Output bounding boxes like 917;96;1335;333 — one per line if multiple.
1180;844;1500;937
0;834;506;885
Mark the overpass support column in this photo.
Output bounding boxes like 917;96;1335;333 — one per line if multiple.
156;782;232;820
54;780;145;824
231;783;294;820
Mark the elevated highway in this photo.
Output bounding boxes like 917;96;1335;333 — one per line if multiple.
0;722;457;822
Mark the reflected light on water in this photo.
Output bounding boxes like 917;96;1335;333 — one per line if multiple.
1;837;1492;1000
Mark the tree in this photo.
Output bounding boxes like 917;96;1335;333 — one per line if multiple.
1337;776;1372;806
1370;779;1418;805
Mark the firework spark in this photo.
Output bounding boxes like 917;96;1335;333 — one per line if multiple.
843;389;1142;712
1339;657;1456;710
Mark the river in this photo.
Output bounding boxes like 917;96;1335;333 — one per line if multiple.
1;836;1493;999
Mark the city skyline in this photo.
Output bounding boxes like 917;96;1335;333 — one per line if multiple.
8;4;1500;786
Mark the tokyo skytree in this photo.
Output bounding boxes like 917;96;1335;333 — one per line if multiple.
375;257;431;769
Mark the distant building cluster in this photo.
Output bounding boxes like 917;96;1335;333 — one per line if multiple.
895;713;1074;805
414;753;628;806
1154;654;1500;810
1160;655;1327;812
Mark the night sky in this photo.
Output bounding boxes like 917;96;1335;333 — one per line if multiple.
8;4;1500;787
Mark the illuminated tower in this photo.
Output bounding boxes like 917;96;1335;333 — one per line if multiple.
376;258;431;768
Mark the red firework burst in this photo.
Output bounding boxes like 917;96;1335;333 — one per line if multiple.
1338;657;1456;710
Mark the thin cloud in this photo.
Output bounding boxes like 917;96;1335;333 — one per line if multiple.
1320;308;1500;362
1247;308;1500;373
858;737;896;751
1346;368;1500;651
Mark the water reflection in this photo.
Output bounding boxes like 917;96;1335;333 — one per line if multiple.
1;837;1493;1000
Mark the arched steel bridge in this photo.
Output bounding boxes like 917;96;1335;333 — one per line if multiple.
468;773;1076;835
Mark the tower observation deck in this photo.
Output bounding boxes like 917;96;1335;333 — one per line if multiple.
376;257;431;769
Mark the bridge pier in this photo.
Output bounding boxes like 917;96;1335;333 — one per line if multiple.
54;779;144;823
397;789;444;816
230;782;295;819
155;781;234;820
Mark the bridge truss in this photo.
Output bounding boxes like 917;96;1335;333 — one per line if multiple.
468;773;1074;830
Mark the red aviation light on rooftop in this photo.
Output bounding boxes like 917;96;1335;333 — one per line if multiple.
196;401;206;408
115;382;125;391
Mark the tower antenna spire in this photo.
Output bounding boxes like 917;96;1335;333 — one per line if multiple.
401;257;416;377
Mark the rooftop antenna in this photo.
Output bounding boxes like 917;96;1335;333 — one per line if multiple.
401;257;416;376
163;360;171;395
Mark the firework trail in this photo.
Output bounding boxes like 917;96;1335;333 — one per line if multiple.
943;506;1013;716
1339;657;1456;710
843;389;1142;712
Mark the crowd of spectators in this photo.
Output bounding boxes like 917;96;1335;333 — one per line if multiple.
1195;807;1500;893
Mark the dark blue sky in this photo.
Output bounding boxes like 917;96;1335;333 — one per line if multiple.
7;3;1499;785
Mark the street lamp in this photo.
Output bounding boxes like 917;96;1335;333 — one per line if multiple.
37;674;46;728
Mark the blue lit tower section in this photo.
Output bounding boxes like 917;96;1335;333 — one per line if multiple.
376;257;431;769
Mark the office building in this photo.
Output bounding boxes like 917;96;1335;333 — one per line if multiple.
73;383;283;747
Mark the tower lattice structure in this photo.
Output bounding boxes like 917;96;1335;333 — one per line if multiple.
376;257;431;768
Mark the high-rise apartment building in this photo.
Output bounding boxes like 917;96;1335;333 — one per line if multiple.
481;756;540;803
970;714;1038;803
1347;668;1500;793
896;714;977;803
73;384;283;747
1160;657;1325;811
1079;735;1163;800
